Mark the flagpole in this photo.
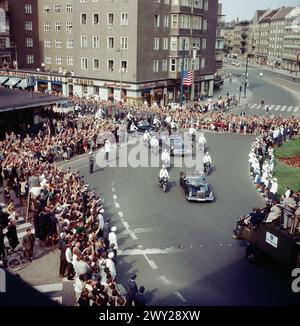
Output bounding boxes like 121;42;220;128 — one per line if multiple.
180;38;186;107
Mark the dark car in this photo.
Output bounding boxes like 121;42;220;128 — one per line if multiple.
179;170;215;202
137;120;155;133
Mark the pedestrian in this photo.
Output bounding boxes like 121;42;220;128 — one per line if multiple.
58;233;68;278
104;140;110;161
102;219;111;248
22;228;35;263
65;242;75;280
6;220;19;252
127;274;138;306
108;226;118;251
0;228;5;260
134;286;146;306
89;151;95;174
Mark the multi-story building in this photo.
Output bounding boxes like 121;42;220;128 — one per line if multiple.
215;2;224;72
33;0;218;103
222;21;234;57
232;20;250;58
8;0;40;69
268;7;293;68
0;0;12;68
282;6;300;72
256;9;279;64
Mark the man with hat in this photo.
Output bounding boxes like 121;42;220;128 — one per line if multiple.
269;177;278;201
89;151;95;174
108;226;118;251
106;251;116;280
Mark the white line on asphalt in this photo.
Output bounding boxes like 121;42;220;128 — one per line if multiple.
118;211;124;218
113;195;118;201
288;106;293;112
133;228;154;234
255;104;261;110
34;283;63;293
160;275;171;285
51;296;63;304
118;247;184;256
115;202;120;208
120;219;138;240
174;291;187;303
143;254;158;270
250;104;257;109
274;105;280;111
269;105;275;111
294;107;299;113
281;105;287;111
123;221;130;229
112;187;116;192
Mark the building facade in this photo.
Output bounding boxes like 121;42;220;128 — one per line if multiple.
8;0;40;69
282;6;300;72
34;0;217;103
215;2;224;71
232;20;250;58
0;0;12;67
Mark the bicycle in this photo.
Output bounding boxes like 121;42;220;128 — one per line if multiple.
0;247;23;271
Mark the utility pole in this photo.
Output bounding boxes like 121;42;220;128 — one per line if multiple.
180;38;186;106
244;54;249;98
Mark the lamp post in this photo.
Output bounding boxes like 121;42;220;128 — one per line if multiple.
190;45;199;102
180;38;186;106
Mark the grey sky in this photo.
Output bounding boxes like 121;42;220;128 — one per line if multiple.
220;0;300;21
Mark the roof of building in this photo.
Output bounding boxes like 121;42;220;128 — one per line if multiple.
259;9;280;23
271;7;294;20
0;87;66;113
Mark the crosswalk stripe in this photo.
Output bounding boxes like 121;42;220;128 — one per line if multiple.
294;107;299;113
281;105;287;111
274;105;281;111
250;104;257;109
34;283;63;293
255;104;261;110
269;105;275;111
288;106;293;112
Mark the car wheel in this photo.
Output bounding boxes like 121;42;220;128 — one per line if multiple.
246;245;262;264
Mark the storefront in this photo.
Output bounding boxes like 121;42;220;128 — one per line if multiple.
51;81;63;94
37;80;48;92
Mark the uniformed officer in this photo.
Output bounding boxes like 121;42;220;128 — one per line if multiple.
89;151;95;174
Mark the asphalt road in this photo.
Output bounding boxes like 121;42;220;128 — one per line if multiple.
63;132;300;306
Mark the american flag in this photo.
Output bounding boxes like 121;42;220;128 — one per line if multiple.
182;70;194;86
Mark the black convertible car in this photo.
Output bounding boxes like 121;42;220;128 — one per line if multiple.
179;170;215;202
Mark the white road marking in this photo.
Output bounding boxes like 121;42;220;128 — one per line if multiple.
174;291;187;302
118;247;184;256
160;275;171;285
34;283;63;293
255;104;261;110
281;105;287;111
287;106;293;112
274;105;281;111
294;107;299;113
133;227;154;234
115;202;120;208
120;219;138;240
249;104;257;109
118;211;124;218
123;221;130;229
143;254;158;270
269;105;275;111
113;195;118;201
112;187;116;192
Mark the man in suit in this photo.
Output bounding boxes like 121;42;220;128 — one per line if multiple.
22;228;35;262
89;152;95;174
127;274;138;306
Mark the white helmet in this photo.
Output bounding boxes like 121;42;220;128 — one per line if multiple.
162;165;166;169
164;149;167;153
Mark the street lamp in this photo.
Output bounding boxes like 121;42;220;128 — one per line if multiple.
190;45;199;101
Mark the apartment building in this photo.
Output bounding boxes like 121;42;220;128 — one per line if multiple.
0;0;12;67
33;0;217;103
215;2;225;71
232;20;250;58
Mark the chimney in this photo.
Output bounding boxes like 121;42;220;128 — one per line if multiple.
236;17;239;23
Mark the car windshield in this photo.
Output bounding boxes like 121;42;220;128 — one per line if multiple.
187;177;207;188
139;121;150;127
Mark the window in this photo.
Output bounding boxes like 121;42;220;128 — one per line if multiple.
163;38;168;50
203;19;207;30
179;37;189;50
164;15;169;27
54;4;61;13
24;4;32;14
108;13;114;26
201;57;205;68
66;4;72;13
43;5;50;13
108;37;114;49
153;60;159;72
45;56;52;64
66;40;74;48
24;21;33;31
55;40;63;48
93;13;99;25
121;60;128;72
154;15;160;27
44;22;51;31
202;38;206;49
171;14;178;28
170;58;177;72
204;0;208;10
180;15;191;29
66;22;72;32
92;36;100;48
25;38;33;47
81;36;88;48
108;60;114;72
67;56;74;66
26;55;34;64
164;0;170;3
170;37;177;51
81;58;88;70
81;14;87;25
193;16;202;30
154;38;159;50
120;37;128;49
44;40;51;48
93;58;100;70
55;22;62;31
162;59;168;71
56;55;63;65
121;13;128;26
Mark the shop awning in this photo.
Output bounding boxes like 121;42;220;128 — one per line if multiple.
37;80;48;84
4;77;21;87
0;76;9;85
17;79;29;89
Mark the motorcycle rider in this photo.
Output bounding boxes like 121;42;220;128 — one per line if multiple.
203;152;212;171
161;148;170;167
188;125;197;138
198;133;207;147
159;165;169;186
143;130;151;145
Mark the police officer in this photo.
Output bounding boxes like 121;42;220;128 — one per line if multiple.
89;151;95;174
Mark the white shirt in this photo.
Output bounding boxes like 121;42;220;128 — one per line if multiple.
130;124;138;131
108;231;118;250
150;137;158;147
199;136;206;145
105;258;116;279
143;133;150;141
105;141;110;153
270;181;278;194
203;155;212;164
65;247;73;263
159;169;169;179
161;151;170;162
189;127;196;135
